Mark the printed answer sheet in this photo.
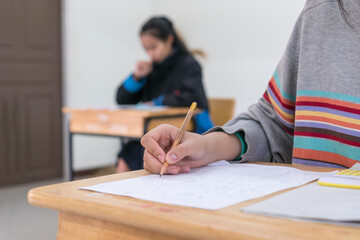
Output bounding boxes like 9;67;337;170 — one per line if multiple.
242;182;360;223
81;163;336;210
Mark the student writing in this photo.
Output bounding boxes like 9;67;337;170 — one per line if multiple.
140;0;360;174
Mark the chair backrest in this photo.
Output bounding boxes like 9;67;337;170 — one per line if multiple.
208;98;235;126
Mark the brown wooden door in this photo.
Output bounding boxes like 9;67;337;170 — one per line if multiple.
0;0;62;186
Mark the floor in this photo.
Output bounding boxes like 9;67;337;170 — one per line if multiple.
0;178;63;240
0;166;117;240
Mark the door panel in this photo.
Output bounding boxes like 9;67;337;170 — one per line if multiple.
20;93;62;177
0;0;62;186
0;60;51;84
0;97;9;177
0;94;19;183
0;0;14;47
25;0;51;48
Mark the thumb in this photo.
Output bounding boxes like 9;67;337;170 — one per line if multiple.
166;140;195;164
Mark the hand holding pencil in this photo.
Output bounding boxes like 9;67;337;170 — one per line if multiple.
159;102;197;176
141;102;208;175
141;102;243;175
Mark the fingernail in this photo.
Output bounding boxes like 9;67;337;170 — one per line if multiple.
180;166;190;173
167;153;178;163
168;166;177;174
158;155;165;163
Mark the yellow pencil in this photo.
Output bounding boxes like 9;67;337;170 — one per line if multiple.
160;102;197;176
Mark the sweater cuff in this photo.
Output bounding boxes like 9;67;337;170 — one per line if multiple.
233;132;247;161
123;74;146;93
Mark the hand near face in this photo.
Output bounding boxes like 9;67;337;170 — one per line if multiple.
133;61;153;80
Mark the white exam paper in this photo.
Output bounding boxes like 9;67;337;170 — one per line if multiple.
81;164;336;210
242;182;360;223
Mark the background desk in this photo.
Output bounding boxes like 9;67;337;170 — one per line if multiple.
63;107;195;180
28;163;360;240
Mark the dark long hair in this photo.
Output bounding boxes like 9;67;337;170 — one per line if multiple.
140;16;206;58
140;17;190;54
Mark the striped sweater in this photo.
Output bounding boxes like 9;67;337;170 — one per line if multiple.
212;0;360;168
263;71;360;168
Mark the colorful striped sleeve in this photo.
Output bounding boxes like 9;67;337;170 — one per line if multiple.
263;70;296;136
292;90;360;168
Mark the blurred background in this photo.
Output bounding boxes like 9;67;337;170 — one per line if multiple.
64;0;306;173
0;0;305;239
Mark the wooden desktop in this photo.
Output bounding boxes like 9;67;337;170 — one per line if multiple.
28;163;360;240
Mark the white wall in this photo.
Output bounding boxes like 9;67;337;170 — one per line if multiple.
153;0;306;113
63;0;306;172
63;0;154;171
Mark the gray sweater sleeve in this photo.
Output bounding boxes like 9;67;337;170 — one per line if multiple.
207;7;306;164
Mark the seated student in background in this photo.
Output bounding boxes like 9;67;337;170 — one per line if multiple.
140;0;360;175
116;16;213;172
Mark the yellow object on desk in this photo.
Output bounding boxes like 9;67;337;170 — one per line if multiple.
318;169;360;189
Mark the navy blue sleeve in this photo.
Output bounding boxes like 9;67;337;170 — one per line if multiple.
161;60;206;109
116;74;146;104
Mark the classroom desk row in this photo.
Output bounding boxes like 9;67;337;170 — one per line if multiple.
28;163;360;240
63;106;195;180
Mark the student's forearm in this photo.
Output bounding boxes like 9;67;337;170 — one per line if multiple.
203;131;242;163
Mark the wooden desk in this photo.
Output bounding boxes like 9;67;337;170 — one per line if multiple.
63;106;195;180
28;163;360;240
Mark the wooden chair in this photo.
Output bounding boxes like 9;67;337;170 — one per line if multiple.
208;97;235;126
